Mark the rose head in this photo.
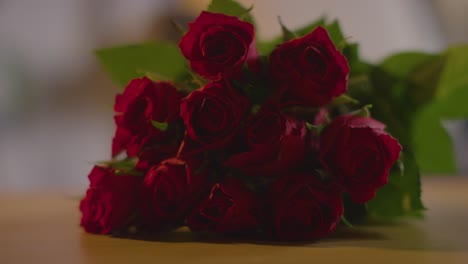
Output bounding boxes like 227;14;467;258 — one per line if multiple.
186;178;259;234
179;11;256;80
270;26;349;107
225;108;308;176
140;158;207;229
270;172;343;241
180;81;249;155
79;166;140;234
112;77;182;157
319;115;402;203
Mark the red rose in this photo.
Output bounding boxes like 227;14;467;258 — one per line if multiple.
270;26;349;107
179;11;256;80
319;115;402;203
186;178;259;234
225;108;307;176
180;81;249;155
140;158;207;229
135;144;179;171
79;166;140;234
270;172;343;241
112;77;182;157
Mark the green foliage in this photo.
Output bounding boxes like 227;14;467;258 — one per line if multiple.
325;20;346;48
412;103;456;173
278;16;297;42
345;46;467;216
257;18;326;55
294;17;326;38
329;94;359;106
380;52;444;106
411;46;468;173
376;46;468;174
436;45;468;98
368;152;425;217
151;120;169;131
380;52;436;79
97;158;136;170
96;158;142;177
353;104;372;118
207;0;255;26
349;45;468;175
95;42;186;88
257;18;346;55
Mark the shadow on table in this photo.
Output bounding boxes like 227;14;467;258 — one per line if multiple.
83;219;465;253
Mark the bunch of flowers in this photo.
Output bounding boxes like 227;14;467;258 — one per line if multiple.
80;3;402;241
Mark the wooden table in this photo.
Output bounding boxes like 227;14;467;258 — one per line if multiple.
1;177;468;263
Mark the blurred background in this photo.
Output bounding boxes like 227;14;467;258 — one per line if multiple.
0;0;467;192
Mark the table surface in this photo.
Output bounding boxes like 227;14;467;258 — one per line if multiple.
1;177;468;264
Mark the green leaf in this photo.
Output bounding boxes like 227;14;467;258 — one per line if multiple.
350;104;372;118
341;215;354;228
294;17;326;37
325;20;345;48
97;158;137;170
95;42;186;87
278;16;296;42
412;103;456;173
412;88;468;174
368;152;425;218
257;18;325;55
329;94;359;107
407;55;446;106
170;19;187;35
151;120;169;131
436;45;468;98
411;45;468;174
379;52;445;107
207;0;255;26
257;18;345;55
380;52;436;79
343;44;373;77
251;104;261;115
305;122;325;134
96;158;143;177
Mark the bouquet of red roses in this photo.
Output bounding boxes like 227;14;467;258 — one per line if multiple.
80;0;402;241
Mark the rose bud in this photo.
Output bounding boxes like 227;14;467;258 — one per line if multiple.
186;178;259;234
270;172;343;241
180;81;249;155
112;77;182;157
225;107;307;177
319;115;402;203
179;11;257;80
270;26;349;107
140;158;207;229
79;166;141;234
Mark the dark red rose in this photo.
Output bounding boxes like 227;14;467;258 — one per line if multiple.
180;81;249;155
225;108;307;176
186;178;259;234
79;166;140;234
112;77;182;157
319;115;402;203
140;158;207;229
135;144;179;171
270;26;349;107
179;11;257;80
270;172;343;241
